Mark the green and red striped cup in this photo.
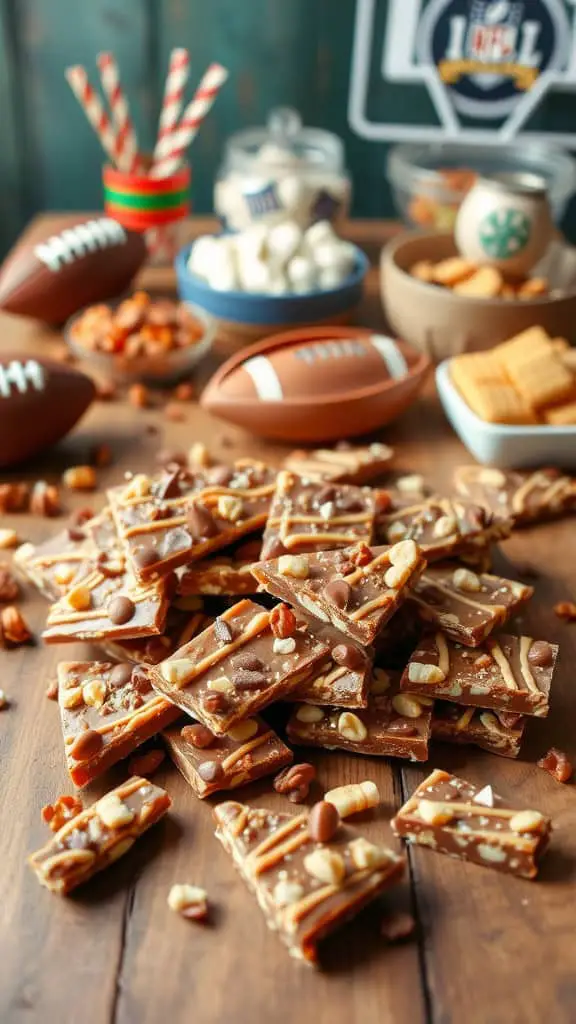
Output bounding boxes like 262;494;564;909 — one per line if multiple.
102;164;191;232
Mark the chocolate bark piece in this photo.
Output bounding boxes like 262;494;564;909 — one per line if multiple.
163;716;293;799
282;442;393;485
400;631;557;717
287;676;432;762
13;506;113;601
409;563;533;647
391;768;551;879
284;616;373;708
374;472;432;520
454;465;576;527
253;540;425;645
260;471;376;559
57;661;179;787
28;776;171;895
177;536;261;597
149;599;329;735
101;606;214;666
375;496;510;562
431;702;525;759
107;460;277;581
213;800;405;964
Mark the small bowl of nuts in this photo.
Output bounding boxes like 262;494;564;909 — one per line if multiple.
66;291;215;385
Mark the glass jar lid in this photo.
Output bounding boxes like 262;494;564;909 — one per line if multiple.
222;107;346;175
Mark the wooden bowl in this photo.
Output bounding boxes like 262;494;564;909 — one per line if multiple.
381;230;576;362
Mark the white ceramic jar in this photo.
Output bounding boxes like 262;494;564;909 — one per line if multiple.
454;174;554;276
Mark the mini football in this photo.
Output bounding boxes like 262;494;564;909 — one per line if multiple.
0;354;95;467
201;325;431;442
0;216;147;324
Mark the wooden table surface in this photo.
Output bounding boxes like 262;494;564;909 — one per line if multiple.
1;217;575;1024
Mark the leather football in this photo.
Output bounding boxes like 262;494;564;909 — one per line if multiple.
0;355;95;467
0;216;147;324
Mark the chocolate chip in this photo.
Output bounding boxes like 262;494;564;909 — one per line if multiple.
108;595;136;625
527;640;553;667
323;579;351;610
197;760;224;783
230;668;268;690
134;544;158;570
232;652;264;672
203;692;228;714
187;501;218;539
208;465;234;486
109;663;134;689
386;720;417;736
69;728;104;762
214;617;233;645
261;536;286;559
316;484;336;505
308;801;340;843
181;723;214;748
331;643;365;670
155;471;182;500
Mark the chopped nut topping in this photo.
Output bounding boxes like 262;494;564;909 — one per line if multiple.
407;662;446;684
478;468;506;487
273;879;305;907
161;658;193;686
82;678;107;708
167;884;208;920
381;910;416;943
62;465;97;491
387;520;407;542
227;718;258;743
217;494;243;522
391;694;423;719
303;847;345;886
295;704;325;724
325;781;379;819
452;567;481;593
207;676;234;694
370;668;390;695
388;538;418;568
384;564;406;589
417;800;455;826
269;604;297;639
272;636;296;655
188;442;212;468
395;474;424;494
60;685;83;709
432;514;456;539
122;473;150;500
349;837;388;871
0;528;19;549
66;585;92;612
41;795;83;832
337;711;368;743
53;563;76;586
509;810;546;834
97;793;135;829
277;554;309;579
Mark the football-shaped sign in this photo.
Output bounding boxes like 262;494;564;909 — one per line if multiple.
0;216;147;324
0;355;95;467
201;325;431;442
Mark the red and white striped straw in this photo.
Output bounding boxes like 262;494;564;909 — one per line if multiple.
65;65;122;167
153;47;190;162
150;62;228;179
97;52;140;173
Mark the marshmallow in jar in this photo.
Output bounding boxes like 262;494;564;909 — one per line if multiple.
454;174;554;277
214;107;351;232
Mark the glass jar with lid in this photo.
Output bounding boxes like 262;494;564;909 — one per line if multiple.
214;107;351;232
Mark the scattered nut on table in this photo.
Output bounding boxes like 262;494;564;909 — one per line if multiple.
167;884;209;921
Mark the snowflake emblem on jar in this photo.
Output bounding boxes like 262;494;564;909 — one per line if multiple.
478;208;531;259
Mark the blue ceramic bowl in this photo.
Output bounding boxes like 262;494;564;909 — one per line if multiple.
174;241;369;345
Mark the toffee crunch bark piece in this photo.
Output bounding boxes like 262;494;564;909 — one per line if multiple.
409;564;533;647
149;599;329;735
101;606;213;667
454;465;576;527
260;471;376;560
213;800;405;964
163;716;293;799
391;768;551;879
431;702;525;759
14;528;94;602
108;460;277;581
282;442;393;485
253;540;425;645
57;661;179;787
287;676;432;762
375;496;510;562
28;777;171;895
401;631;557;717
177;537;261;597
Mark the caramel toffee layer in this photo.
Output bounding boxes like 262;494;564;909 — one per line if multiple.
214;800;405;964
163;716;293;799
431;702;525;759
253;540;424;645
260;471;376;559
28;777;171;895
176;537;261;597
453;465;576;527
57;661;179;788
149;599;330;735
375;496;510;561
282;442;393;485
108;460;277;581
287;677;432;762
400;631;556;717
392;768;551;879
409;563;533;646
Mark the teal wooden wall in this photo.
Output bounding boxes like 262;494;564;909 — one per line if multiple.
1;0;575;255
